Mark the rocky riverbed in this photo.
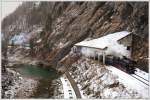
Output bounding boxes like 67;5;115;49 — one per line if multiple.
2;68;38;98
2;68;64;99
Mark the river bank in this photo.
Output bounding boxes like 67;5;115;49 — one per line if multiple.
2;67;64;99
2;68;38;98
2;48;63;99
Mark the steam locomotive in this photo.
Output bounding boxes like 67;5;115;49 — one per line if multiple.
105;56;136;74
87;53;136;74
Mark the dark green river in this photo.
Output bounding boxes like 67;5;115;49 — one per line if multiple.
15;64;60;79
14;64;61;98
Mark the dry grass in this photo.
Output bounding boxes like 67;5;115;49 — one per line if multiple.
46;48;60;62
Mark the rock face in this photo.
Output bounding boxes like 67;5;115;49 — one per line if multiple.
2;2;148;71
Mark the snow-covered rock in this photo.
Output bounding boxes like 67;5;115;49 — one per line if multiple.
2;68;38;99
70;57;147;99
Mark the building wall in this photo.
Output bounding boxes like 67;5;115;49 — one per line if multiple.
118;34;132;48
73;45;106;63
74;46;104;57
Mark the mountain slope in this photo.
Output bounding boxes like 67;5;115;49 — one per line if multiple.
2;2;148;71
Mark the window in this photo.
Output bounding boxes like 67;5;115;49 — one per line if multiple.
68;90;72;92
69;93;72;95
127;46;131;50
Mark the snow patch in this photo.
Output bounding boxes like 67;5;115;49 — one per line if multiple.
10;33;28;45
135;68;149;80
60;75;76;99
70;57;146;99
34;2;40;8
107;66;148;98
36;39;42;43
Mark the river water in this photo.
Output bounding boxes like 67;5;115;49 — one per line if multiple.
14;64;61;98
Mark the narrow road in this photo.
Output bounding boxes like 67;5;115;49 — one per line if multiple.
60;75;76;99
65;71;81;98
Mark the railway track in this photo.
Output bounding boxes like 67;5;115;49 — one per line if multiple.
131;74;149;86
113;65;149;86
134;73;148;82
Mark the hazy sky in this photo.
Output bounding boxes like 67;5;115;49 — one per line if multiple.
1;1;22;20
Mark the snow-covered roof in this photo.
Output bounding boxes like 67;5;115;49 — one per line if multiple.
75;31;131;49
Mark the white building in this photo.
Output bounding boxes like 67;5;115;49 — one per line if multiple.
73;31;132;64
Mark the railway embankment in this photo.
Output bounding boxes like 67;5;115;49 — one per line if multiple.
68;57;148;99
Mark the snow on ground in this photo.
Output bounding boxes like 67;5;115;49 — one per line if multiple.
77;84;86;99
69;57;147;99
36;39;42;43
107;66;149;98
34;2;40;8
4;68;38;98
131;73;149;85
135;68;149;80
60;75;76;99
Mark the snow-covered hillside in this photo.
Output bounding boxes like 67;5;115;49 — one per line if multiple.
9;26;43;45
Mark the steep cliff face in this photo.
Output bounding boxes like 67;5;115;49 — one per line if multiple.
2;2;148;71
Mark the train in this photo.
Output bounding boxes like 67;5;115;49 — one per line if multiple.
79;52;137;74
105;56;136;74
